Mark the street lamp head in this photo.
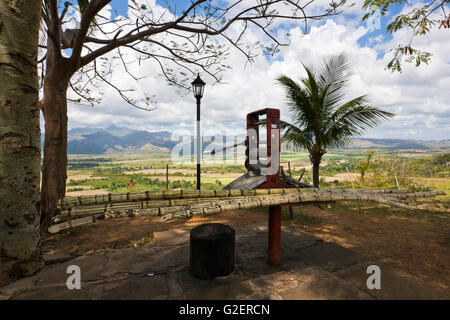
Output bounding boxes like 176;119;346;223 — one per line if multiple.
191;74;206;99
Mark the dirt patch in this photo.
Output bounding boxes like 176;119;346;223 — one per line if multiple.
110;159;152;164
323;172;359;182
291;165;312;171
285;202;450;290
41;208;266;254
123;169;197;175
122;173;242;179
41;202;450;290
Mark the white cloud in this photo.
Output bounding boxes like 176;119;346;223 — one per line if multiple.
63;1;450;141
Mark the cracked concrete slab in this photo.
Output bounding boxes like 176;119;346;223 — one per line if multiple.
2;224;448;300
297;242;364;272
99;274;170;300
99;247;169;277
43;252;74;265
280;265;372;300
178;270;256;300
150;229;190;247
334;262;449;300
161;244;189;267
23;253;110;289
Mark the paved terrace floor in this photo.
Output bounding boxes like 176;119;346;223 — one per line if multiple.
1;223;448;300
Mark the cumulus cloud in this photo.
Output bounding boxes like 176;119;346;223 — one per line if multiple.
64;1;450;141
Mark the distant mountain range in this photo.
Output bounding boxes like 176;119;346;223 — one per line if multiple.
340;138;450;151
42;125;449;155
66;125;176;154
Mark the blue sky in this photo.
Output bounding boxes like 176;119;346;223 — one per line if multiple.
108;0;401;47
109;0;396;48
109;0;128;18
110;0;193;17
62;1;450;141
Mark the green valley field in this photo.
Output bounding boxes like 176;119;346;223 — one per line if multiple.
64;150;450;201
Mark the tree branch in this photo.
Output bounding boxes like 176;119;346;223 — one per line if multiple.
70;0;112;69
79;0;340;69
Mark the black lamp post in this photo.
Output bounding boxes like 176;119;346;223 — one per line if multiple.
191;74;206;190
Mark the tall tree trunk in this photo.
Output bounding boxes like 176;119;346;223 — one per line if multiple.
0;0;43;286
312;158;321;188
40;73;69;232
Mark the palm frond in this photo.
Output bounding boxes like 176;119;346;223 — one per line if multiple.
325;95;370;129
318;53;353;111
334;102;395;131
301;63;319;106
276;52;394;155
323;97;395;148
276;75;316;128
279;120;312;153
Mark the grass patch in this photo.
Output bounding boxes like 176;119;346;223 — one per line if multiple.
127;233;154;248
429;180;450;202
66;187;85;192
282;207;324;226
292;212;324;225
332;201;449;225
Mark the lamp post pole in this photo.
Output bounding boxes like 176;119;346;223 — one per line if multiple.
196;96;201;190
191;74;205;191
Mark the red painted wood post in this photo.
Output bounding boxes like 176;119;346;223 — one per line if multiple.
268;205;281;266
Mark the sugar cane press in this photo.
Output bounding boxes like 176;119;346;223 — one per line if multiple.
206;108;312;266
208;108;310;190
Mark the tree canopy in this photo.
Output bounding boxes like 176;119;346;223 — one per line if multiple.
363;0;450;72
39;0;348;109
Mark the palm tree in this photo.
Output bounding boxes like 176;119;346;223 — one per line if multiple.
277;53;394;188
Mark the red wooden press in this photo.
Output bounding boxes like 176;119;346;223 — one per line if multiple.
223;108;310;266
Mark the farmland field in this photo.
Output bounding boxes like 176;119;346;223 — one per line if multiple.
64;149;450;201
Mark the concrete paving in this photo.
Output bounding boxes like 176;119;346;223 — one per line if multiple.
1;222;448;300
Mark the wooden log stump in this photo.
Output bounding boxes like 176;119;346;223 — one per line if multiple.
190;223;235;280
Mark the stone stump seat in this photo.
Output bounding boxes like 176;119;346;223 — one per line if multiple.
189;223;235;280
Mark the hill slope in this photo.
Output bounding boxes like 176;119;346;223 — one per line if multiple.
66;125;176;154
50;125;450;154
